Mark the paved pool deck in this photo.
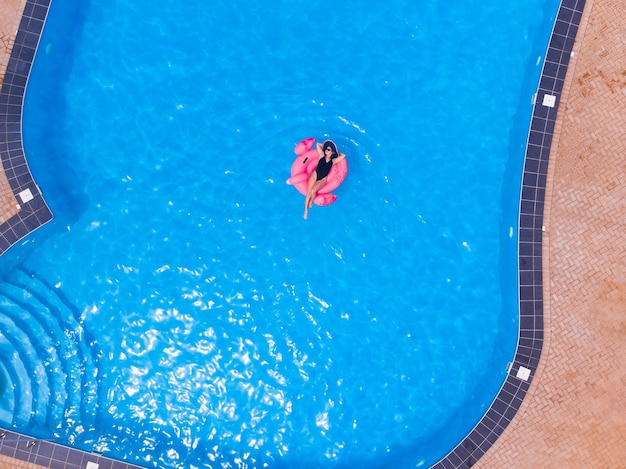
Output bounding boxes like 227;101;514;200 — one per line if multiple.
0;0;625;468
0;0;24;225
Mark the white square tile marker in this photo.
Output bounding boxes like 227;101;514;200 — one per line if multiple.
86;462;100;469
542;94;557;108
516;366;531;381
18;188;34;203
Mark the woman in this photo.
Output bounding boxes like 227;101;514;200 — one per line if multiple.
303;139;346;219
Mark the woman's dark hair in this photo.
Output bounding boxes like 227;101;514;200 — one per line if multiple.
323;140;338;159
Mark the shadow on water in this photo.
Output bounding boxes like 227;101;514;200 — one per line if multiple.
498;0;560;355
22;0;91;231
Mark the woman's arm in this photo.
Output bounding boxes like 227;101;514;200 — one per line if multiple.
334;152;346;163
316;142;324;158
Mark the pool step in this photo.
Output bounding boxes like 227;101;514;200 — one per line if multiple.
0;267;101;441
0;293;56;428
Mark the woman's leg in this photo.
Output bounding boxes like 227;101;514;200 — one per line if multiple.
310;179;326;205
304;172;317;219
304;176;327;219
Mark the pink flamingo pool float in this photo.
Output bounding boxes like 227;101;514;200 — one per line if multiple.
286;137;348;206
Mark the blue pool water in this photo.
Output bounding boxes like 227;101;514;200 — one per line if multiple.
0;0;557;467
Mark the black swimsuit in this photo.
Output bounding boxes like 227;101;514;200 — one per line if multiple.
316;155;336;180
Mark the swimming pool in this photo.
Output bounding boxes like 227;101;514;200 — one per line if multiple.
0;0;560;467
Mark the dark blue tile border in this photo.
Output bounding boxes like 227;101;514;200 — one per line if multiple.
431;0;587;467
0;0;53;256
0;429;145;469
0;0;588;467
